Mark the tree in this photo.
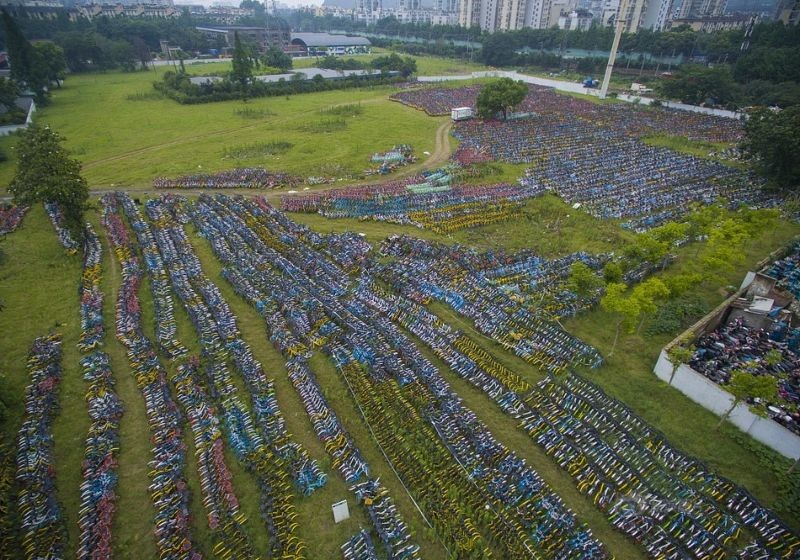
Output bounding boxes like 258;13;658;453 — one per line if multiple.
0;77;19;109
603;262;623;284
658;64;741;108
600;282;640;357
33;42;66;88
567;261;604;299
622;232;669;266
666;341;695;385
741;106;800;192
631;277;670;333
716;370;778;431
476;78;528;120
8;125;88;241
230;32;254;87
2;10;33;86
262;47;292;72
370;53;416;77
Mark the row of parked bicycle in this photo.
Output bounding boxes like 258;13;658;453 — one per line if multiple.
118;193;315;558
378;235;603;374
185;193;609;558
44;201;79;253
100;193;204;559
0;203;27;235
16;334;68;560
282;176;543;234
75;219;126;560
153;167;302;190
142;195;326;499
187;193;421;559
367;276;799;559
394;83;742;144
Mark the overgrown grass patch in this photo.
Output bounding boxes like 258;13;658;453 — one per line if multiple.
299;117;348;133
317;102;364;116
222;140;293;159
232;106;277;119
125;91;165;102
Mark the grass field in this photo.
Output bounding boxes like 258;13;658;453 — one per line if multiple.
0;53;489;192
2;54;800;560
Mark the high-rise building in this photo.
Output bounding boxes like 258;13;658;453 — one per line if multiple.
777;0;799;23
677;0;726;17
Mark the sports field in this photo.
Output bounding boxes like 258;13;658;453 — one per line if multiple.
1;53;799;560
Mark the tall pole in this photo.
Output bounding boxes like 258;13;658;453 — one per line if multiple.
599;0;631;99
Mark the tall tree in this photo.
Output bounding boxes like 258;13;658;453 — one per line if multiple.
716;369;778;431
600;282;640;357
666;341;695;386
567;261;604;299
476;78;528;120
262;46;292;72
9;125;88;241
2;9;33;86
631;277;670;333
32;42;66;88
230;32;254;87
741;106;800;192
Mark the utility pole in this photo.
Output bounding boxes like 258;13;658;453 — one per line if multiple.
599;0;631;99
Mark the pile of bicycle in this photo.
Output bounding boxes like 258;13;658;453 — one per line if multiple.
282;168;544;234
767;242;800;300
365;144;415;176
186;193;610;558
0;203;28;235
378;234;604;373
77;224;105;352
44;201;79;253
153;167;302;190
15;334;67;560
691;316;800;435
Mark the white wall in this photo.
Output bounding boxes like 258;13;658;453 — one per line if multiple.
654;351;800;460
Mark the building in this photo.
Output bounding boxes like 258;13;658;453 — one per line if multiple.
196;26;290;52
288;32;371;57
558;8;593;28
668;13;754;31
776;0;800;24
676;0;726;18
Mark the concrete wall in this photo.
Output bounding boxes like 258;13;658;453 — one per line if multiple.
654;350;800;460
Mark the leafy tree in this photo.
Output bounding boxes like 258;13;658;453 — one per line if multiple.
600;283;640;357
371;53;416;77
741;106;800;192
666;341;695;385
32;42;66;88
2;9;33;86
8;125;88;241
262;47;292;72
631;277;670;333
230;32;254;87
701;218;748;276
476;78;528;120
0;78;18;109
623;232;669;266
603;262;623;284
716;370;778;431
567;261;604;298
659;64;741;108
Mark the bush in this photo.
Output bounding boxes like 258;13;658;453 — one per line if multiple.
646;293;711;335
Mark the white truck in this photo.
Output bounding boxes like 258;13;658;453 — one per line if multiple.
631;82;654;94
451;107;474;121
